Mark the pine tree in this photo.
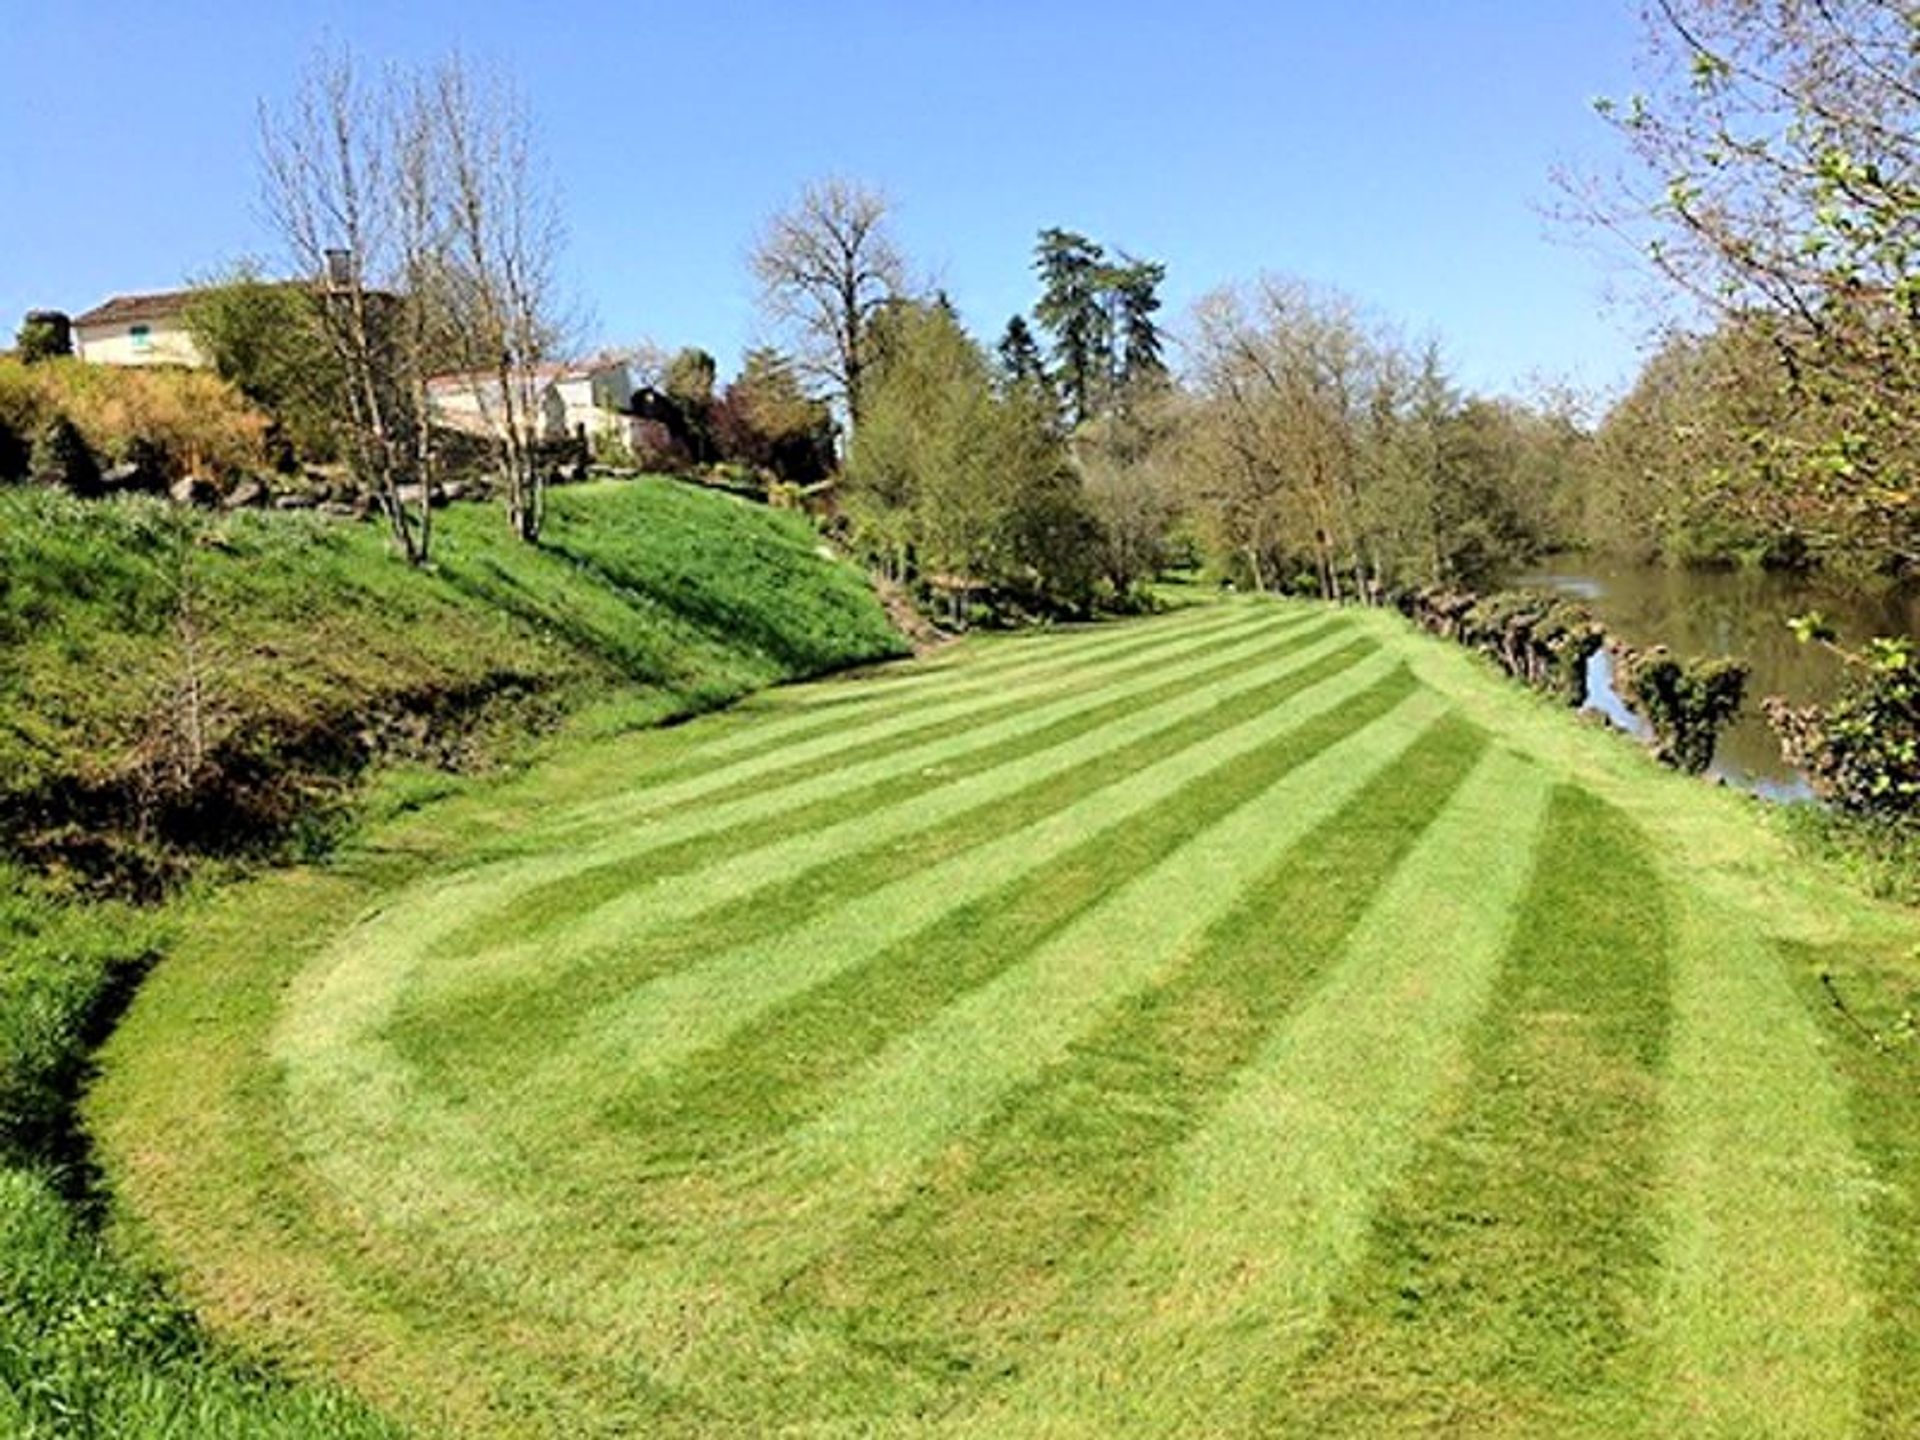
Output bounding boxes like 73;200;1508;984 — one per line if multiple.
1112;259;1167;390
997;315;1048;387
1033;228;1107;427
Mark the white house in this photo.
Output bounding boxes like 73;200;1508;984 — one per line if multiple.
425;359;638;447
71;290;207;368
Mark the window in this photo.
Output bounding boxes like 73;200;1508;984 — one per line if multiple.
130;324;152;353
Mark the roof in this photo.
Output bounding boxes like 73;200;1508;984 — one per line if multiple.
71;290;198;327
73;279;374;329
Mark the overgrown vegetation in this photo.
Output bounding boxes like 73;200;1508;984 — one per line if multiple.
1615;645;1750;775
1400;586;1605;707
0;356;269;487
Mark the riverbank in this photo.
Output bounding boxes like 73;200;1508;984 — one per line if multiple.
1511;554;1920;792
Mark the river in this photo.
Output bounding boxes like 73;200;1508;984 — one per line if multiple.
1507;555;1920;797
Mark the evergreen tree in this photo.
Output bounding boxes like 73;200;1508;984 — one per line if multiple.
1006;314;1052;391
1033;228;1108;427
1032;232;1168;427
1111;259;1167;390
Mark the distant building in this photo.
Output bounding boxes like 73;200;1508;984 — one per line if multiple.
426;359;638;447
70;290;207;368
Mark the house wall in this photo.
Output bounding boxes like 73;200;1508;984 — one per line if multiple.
74;315;205;368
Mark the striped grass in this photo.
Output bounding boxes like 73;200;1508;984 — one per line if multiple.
759;715;1491;1407
1275;785;1673;1436
85;598;1920;1438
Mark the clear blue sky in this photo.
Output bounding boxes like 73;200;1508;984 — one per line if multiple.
0;1;1652;401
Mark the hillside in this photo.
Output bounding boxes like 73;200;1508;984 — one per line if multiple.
87;599;1920;1438
0;478;905;889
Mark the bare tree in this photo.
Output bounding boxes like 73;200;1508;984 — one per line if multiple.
1181;279;1388;599
261;48;572;552
751;177;908;426
259;47;432;563
431;57;572;542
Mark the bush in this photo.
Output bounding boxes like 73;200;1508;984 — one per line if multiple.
1399;585;1604;705
29;417;101;499
13;312;71;365
0;357;268;482
1615;645;1749;774
1769;632;1919;818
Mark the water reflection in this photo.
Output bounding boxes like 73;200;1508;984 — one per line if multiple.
1509;556;1920;793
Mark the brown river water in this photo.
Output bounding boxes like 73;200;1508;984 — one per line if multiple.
1507;556;1920;799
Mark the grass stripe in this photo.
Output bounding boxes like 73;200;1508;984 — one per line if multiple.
1781;939;1920;1438
516;656;1417;1106
593;657;1456;1168
275;657;1415;1246
530;604;1297;841
366;611;1327;1022
555;688;1459;1393
443;617;1355;958
946;747;1555;1436
1651;908;1867;1438
1273;784;1672;1436
758;714;1492;1408
387;625;1369;1074
603;601;1266;779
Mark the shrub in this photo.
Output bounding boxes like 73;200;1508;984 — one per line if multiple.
1615;645;1749;774
1399;586;1604;705
29;417;101;499
1768;630;1919;818
0;357;268;481
14;312;71;364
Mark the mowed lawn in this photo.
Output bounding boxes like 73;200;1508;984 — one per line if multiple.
90;599;1920;1437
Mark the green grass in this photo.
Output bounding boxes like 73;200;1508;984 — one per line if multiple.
0;479;905;1436
0;478;903;886
83;599;1920;1436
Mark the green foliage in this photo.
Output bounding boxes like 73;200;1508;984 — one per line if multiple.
182;268;344;465
1770;624;1920;817
1615;645;1749;773
1030;229;1167;428
663;347;717;409
13;313;71;365
29;416;101;498
848;301;1100;622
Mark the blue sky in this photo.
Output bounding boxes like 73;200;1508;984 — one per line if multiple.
1;2;1653;401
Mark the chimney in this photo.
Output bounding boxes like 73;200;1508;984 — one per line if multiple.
323;249;354;291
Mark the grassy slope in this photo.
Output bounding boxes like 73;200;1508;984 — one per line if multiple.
89;598;1920;1437
2;479;902;872
0;479;904;1437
